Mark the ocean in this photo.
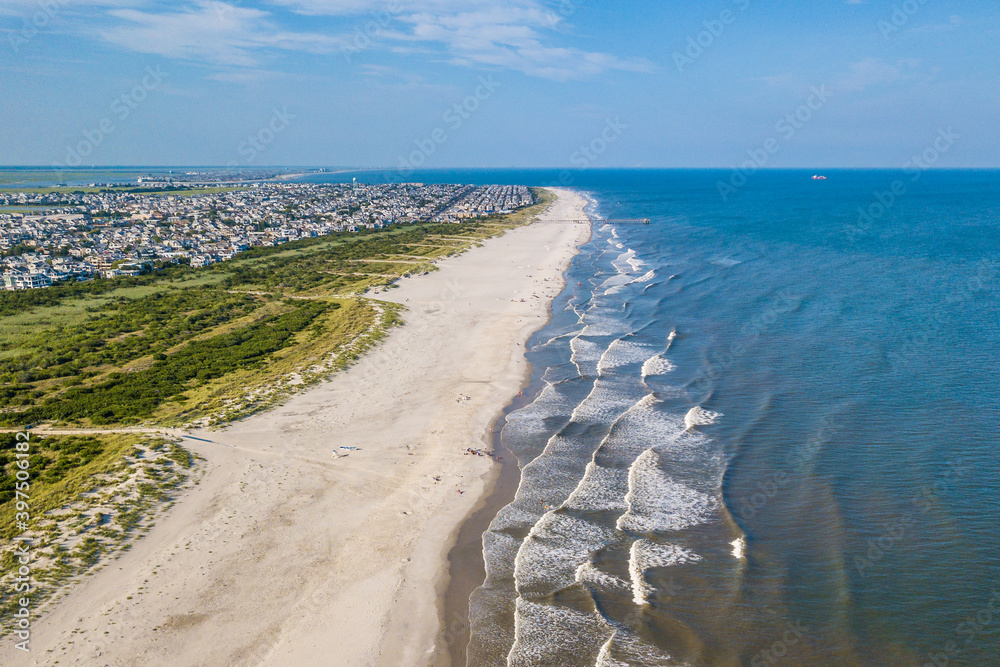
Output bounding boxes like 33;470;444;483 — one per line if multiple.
5;166;995;663
301;169;1000;665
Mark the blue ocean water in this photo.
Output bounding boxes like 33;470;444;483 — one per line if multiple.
303;169;1000;665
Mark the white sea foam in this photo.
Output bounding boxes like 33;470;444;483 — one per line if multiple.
627;256;645;272
514;511;615;595
617;449;717;534
597;339;657;376
501;380;633;527
636;269;656;283
641;354;677;378
570;336;604;377
666;328;677;349
575;560;630;592
595;339;626;375
481;529;523;581
473;216;739;662
500;379;641;539
611;249;638;274
504;383;577;441
604;269;657;295
628;539;702;605
518;380;572;411
731;536;746;559
509;393;690;615
578;322;621;337
579;306;629;337
599;395;690;464
596;628;678;667
596;633;627;667
564;462;631;512
567;304;585;323
537;328;584;348
564;394;686;510
599;273;636;292
569;391;632;431
507;599;609;666
684;406;722;430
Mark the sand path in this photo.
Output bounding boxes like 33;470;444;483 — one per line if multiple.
10;188;589;666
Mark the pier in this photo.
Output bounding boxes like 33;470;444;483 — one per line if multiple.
540;218;651;225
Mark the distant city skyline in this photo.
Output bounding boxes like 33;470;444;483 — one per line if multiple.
1;0;997;168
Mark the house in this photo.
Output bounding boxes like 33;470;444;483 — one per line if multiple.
3;270;52;290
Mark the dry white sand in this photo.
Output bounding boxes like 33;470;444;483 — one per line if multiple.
9;188;589;666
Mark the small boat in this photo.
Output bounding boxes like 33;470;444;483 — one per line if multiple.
812;175;828;180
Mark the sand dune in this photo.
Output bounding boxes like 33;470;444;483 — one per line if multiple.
16;188;589;666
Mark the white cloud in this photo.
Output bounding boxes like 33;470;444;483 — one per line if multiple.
268;0;540;17
378;5;652;80
267;0;653;79
32;0;652;80
910;14;962;35
833;58;919;92
97;1;342;67
0;0;140;18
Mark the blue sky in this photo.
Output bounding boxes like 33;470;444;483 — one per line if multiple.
1;0;997;168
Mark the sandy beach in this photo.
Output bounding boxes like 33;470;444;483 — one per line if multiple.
11;188;589;666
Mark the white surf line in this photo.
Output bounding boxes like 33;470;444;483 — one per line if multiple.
512;392;651;592
509;392;680;664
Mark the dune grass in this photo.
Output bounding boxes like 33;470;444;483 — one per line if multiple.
0;188;552;429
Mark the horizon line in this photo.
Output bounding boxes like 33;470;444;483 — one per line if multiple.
1;166;999;171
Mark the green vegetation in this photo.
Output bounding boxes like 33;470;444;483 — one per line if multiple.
3;185;246;196
0;433;146;541
0;188;552;428
0;433;198;629
0;186;554;630
0;265;192;317
13;300;332;425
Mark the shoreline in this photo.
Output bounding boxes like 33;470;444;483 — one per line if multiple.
439;211;592;666
438;367;541;666
11;188;590;666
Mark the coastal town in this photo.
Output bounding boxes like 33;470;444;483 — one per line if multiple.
0;182;533;289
